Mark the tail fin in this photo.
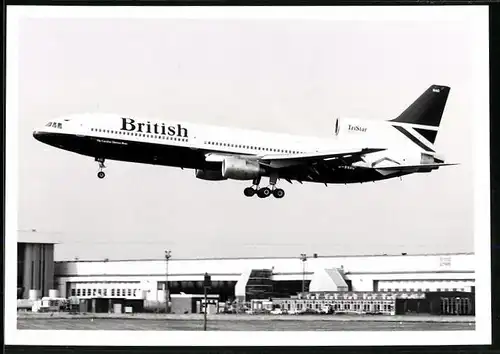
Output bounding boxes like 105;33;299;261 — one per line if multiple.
389;85;450;144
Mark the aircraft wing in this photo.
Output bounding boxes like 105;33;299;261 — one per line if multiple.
258;148;386;168
371;163;458;173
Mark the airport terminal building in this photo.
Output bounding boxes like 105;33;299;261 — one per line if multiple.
17;234;475;315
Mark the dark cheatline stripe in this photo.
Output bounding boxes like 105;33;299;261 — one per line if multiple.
414;128;438;144
393;126;435;152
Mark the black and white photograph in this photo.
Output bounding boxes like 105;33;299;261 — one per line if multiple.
5;5;491;346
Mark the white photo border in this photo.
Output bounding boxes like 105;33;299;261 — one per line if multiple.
5;5;492;346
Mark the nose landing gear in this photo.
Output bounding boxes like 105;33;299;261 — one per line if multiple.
95;158;106;179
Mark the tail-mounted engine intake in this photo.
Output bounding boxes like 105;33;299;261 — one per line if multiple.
221;157;264;180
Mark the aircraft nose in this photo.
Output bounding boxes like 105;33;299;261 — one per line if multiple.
33;130;48;143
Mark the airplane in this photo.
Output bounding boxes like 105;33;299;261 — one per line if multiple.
33;84;457;199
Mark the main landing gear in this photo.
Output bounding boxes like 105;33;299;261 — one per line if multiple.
243;175;285;199
95;158;106;179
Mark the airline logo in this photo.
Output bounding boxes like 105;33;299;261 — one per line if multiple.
120;117;188;138
348;124;367;133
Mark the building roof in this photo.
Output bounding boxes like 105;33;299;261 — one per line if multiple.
56;252;474;263
17;230;60;244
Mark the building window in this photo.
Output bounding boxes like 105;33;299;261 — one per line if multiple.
71;289;76;296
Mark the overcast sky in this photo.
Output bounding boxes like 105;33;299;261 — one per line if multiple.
15;9;487;261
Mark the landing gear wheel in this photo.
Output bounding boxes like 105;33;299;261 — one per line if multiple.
95;157;107;179
273;188;285;199
244;187;256;197
257;187;271;198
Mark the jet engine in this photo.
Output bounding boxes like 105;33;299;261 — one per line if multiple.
195;169;227;181
221;157;264;180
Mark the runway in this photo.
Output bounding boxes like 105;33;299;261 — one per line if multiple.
17;313;475;331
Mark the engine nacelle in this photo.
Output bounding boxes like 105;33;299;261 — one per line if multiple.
221;157;264;180
195;169;227;181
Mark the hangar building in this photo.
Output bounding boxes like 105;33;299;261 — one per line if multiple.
15;231;475;315
53;252;475;311
17;231;57;300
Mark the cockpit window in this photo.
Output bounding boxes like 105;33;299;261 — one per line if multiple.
46;122;63;129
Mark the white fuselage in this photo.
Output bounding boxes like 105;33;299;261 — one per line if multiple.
35;113;429;169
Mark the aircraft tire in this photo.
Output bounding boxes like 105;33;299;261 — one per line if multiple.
244;187;255;197
258;187;271;198
97;171;106;179
273;188;285;199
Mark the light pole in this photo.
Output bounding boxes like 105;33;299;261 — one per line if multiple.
203;272;211;331
300;253;307;295
165;250;171;313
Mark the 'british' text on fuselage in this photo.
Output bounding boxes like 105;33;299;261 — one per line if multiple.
120;117;188;138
